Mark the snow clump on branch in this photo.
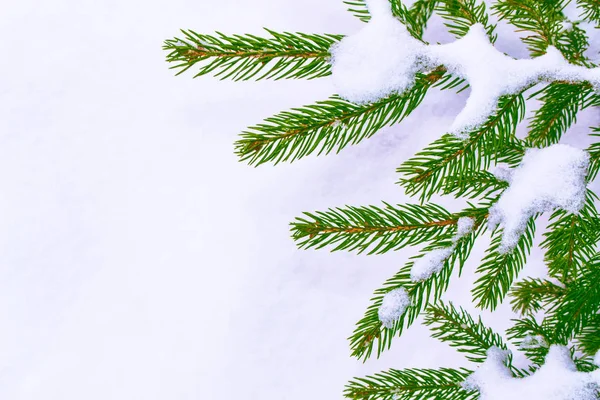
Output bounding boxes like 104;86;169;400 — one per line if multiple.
488;144;589;253
378;288;411;328
329;0;600;137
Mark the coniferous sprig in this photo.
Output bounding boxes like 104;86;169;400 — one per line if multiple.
343;367;476;400
441;171;508;199
492;0;584;60
579;0;600;24
235;68;452;166
554;255;600;338
541;190;600;282
577;314;600;355
349;208;487;360
163;29;342;81
587;130;600;180
526;82;600;147
290;203;455;255
424;302;509;364
398;94;526;202
510;278;565;315
436;0;498;42
343;0;437;40
472;218;537;310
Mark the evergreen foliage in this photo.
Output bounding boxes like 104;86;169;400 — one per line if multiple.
165;0;600;398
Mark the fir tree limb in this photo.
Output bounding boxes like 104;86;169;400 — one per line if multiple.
349;206;488;361
510;278;565;315
435;0;498;41
542;189;600;283
472;218;537;311
579;0;600;24
235;68;449;166
163;29;342;81
398;94;526;202
554;255;600;338
526;82;600;147
586;129;600;181
424;302;509;363
344;367;476;400
290;202;455;255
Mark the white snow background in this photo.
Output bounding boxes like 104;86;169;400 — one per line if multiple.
0;0;599;399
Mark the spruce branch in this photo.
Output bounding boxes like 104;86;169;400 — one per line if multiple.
579;0;600;24
441;171;509;199
398;94;526;202
435;0;498;41
424;302;509;363
554;255;600;338
344;367;476;400
577;314;600;356
510;278;566;315
541;189;600;282
163;29;342;81
526;82;600;147
472;218;537;311
290;202;455;255
235;68;449;166
349;207;487;361
343;0;438;40
587;129;600;181
492;0;585;61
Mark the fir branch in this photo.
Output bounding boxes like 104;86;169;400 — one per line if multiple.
235;68;448;166
163;29;342;81
554;255;600;338
579;0;600;24
526;82;600;147
587;129;600;181
398;94;526;202
577;314;600;356
424;302;509;363
344;367;476;400
510;278;566;315
349;207;487;361
343;0;438;40
472;218;537;311
290;203;455;255
441;171;509;199
492;0;571;58
435;0;498;42
542;190;600;282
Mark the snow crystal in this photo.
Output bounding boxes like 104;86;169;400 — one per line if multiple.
519;335;548;350
466;346;600;400
410;247;454;281
488;144;589;253
378;288;411;328
329;0;600;136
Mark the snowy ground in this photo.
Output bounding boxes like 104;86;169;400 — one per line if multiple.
0;1;599;399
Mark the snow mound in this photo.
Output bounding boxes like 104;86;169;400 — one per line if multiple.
329;0;600;136
330;0;425;104
378;288;411;328
465;346;600;400
488;144;589;253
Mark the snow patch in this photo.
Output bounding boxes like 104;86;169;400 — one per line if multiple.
455;217;475;241
378;288;411;328
466;346;600;400
488;144;589;253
